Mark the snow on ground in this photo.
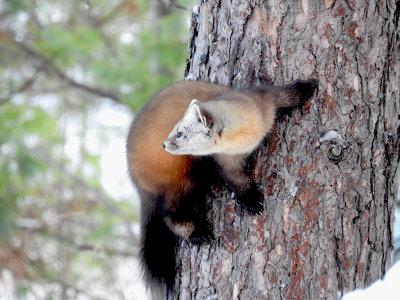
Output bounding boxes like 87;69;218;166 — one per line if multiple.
342;199;400;300
342;260;400;300
394;207;400;263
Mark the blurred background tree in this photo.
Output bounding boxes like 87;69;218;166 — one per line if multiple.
0;0;194;298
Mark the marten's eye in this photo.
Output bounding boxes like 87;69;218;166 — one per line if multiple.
177;132;183;138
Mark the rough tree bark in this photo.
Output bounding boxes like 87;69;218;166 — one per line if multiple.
172;0;400;299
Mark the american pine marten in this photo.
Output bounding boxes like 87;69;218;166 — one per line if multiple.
126;79;318;295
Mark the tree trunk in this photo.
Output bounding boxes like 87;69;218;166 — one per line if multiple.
174;0;400;299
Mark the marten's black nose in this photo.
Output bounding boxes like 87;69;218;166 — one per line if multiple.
162;143;166;149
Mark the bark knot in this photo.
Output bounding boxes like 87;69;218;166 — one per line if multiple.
327;143;344;163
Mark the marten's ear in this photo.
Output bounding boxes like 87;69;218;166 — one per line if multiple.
186;99;207;126
188;99;200;109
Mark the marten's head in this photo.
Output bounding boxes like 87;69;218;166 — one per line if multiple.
163;99;216;155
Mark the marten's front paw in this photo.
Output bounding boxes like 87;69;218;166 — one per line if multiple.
189;221;214;245
236;184;264;215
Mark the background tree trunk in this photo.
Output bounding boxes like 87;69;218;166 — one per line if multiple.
174;0;400;299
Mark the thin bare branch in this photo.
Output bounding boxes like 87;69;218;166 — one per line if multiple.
161;0;190;11
0;67;43;105
15;42;122;104
17;142;138;242
17;221;138;257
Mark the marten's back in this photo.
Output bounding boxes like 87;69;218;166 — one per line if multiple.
127;81;230;200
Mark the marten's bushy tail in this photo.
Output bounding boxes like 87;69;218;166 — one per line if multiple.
264;78;319;109
140;194;177;296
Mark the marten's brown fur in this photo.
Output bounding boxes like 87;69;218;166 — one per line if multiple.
127;82;229;211
126;79;318;295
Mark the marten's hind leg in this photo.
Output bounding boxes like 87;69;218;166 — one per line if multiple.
162;158;218;244
163;198;214;245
